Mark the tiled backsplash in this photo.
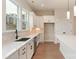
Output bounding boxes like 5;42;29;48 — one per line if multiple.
2;32;15;44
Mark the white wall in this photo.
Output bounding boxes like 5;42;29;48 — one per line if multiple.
2;0;6;32
33;8;75;42
55;8;74;34
55;9;71;34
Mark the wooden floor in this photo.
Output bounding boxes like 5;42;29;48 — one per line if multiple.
32;42;64;59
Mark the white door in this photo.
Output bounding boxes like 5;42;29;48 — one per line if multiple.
44;23;55;42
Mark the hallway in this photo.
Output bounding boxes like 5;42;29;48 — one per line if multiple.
32;42;64;59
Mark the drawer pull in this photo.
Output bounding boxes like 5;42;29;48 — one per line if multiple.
31;46;32;49
22;51;25;55
22;47;25;51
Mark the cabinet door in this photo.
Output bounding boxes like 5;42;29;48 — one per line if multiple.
26;42;31;59
6;51;18;59
26;39;34;59
31;39;34;56
19;45;26;59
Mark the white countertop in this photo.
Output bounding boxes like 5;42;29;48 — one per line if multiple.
56;34;76;51
2;31;40;59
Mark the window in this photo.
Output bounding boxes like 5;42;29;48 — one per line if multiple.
6;0;30;31
21;9;30;30
6;0;18;30
26;11;30;30
21;9;27;29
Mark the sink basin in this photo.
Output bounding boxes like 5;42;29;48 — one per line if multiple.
16;38;30;41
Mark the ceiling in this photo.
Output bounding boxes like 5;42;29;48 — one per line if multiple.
25;0;75;11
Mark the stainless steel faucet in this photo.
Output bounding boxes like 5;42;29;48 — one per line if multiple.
15;29;18;39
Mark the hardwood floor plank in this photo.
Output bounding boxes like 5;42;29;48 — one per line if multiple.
32;42;64;59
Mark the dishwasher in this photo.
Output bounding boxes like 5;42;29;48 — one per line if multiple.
34;37;37;53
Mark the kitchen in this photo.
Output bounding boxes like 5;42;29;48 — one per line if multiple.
2;0;76;59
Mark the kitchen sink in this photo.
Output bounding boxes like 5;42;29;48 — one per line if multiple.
15;38;30;41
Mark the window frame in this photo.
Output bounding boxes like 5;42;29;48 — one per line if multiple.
5;0;19;32
4;0;30;32
21;8;30;31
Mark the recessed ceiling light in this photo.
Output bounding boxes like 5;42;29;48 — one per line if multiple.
41;4;44;7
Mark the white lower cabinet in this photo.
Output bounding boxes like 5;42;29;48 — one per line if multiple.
19;45;27;59
6;51;19;59
60;42;76;59
26;39;34;59
6;39;35;59
34;34;40;46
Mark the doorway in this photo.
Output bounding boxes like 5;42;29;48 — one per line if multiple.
44;23;55;42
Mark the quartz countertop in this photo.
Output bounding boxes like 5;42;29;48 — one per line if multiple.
56;34;76;51
2;30;40;59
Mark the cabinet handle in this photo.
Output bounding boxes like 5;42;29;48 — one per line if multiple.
31;45;32;49
22;47;25;51
22;51;25;55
